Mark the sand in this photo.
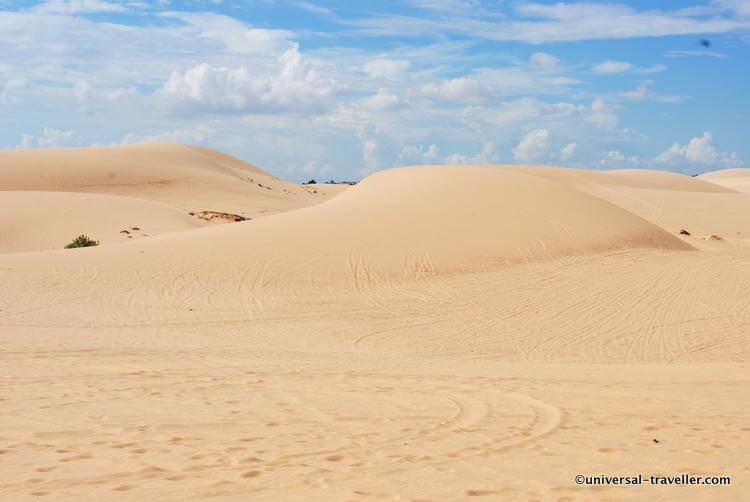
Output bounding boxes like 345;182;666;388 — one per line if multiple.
0;146;749;500
0;142;347;253
699;168;750;194
0;191;206;253
0;142;348;221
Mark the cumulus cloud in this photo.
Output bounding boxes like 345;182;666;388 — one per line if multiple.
359;89;405;112
592;60;632;74
363;58;411;80
529;52;560;71
443;141;496;164
155;44;347;114
604;149;625;162
656;131;740;167
17;127;75;149
586;98;619;128
396;144;440;165
0;1;745;179
513;128;550;162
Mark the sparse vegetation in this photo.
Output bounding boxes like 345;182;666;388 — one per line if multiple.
305;179;317;184
194;211;248;222
64;235;99;249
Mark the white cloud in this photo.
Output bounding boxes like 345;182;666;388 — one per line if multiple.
560;142;577;160
0;78;27;104
298;160;332;176
620;80;653;101
73;79;92;100
586;98;619;128
656;131;741;167
592;60;632;74
664;50;728;59
0;1;744;180
715;0;750;17
363;58;411;80
421;65;578;103
162;12;295;55
120;125;217;145
155;45;347;114
17;127;75;149
32;0;126;15
421;77;490;101
444;141;496;164
362;139;379;170
345;2;750;43
396;144;440;165
359;89;405;111
529;52;559;71
605;149;625;162
513;128;549;163
638;64;668;74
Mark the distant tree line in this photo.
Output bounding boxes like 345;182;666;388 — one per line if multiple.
304;179;357;185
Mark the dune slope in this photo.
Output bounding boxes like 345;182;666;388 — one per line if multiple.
0;142;347;218
0;191;206;253
0;165;691;275
699;167;750;194
518;166;750;247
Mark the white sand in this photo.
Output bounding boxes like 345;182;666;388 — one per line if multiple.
0;146;748;500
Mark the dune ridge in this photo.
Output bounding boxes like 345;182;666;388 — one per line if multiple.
0;142;349;252
0;141;348;219
699;167;750;194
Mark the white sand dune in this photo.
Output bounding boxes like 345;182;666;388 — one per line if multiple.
699;167;750;194
1;148;749;501
525;166;750;248
0;141;348;219
0;191;205;253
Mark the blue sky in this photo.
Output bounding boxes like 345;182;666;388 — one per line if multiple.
1;0;748;180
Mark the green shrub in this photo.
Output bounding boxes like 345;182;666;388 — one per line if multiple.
64;235;99;249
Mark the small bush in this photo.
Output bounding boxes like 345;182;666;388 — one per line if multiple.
64;235;99;249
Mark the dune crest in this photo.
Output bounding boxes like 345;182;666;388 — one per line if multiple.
0;141;348;218
699;167;750;194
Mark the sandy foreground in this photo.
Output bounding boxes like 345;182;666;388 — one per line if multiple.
0;143;749;501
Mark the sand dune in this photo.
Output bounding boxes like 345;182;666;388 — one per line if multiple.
0;165;692;289
699;167;750;194
0;142;348;218
0;191;205;253
527;166;750;249
1;149;749;500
